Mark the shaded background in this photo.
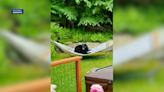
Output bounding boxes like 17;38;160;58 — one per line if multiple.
0;0;50;90
114;0;164;92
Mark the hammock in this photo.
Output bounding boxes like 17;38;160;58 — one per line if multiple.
51;40;113;56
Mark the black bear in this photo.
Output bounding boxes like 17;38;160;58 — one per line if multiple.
75;44;89;54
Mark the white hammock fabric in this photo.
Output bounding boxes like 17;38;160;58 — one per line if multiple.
51;40;113;56
114;28;164;66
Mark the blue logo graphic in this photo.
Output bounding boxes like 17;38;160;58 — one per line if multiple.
11;9;24;14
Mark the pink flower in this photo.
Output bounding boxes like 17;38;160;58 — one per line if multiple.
90;84;104;92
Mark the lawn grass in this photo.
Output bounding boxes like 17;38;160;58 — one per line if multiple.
51;51;113;92
113;60;164;92
114;67;164;92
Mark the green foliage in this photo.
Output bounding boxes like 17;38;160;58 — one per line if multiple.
51;22;112;43
114;7;163;35
51;0;113;29
0;0;50;36
78;17;100;26
84;0;92;8
90;33;111;42
51;5;78;21
94;0;113;12
91;33;100;42
92;7;101;14
51;0;113;44
75;0;81;5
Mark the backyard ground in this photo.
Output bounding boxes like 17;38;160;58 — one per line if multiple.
114;67;164;92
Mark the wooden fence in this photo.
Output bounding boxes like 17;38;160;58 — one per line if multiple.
0;56;82;92
51;56;82;92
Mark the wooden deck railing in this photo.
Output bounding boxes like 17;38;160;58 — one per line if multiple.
0;56;82;92
0;77;50;92
51;56;82;92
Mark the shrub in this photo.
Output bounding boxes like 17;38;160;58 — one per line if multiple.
51;22;113;44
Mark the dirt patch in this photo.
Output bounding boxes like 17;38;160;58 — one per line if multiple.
66;42;100;49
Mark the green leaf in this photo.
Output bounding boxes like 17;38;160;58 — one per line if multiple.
51;10;58;14
92;7;100;14
75;0;80;5
78;17;101;27
51;5;78;21
94;0;113;12
83;0;92;8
